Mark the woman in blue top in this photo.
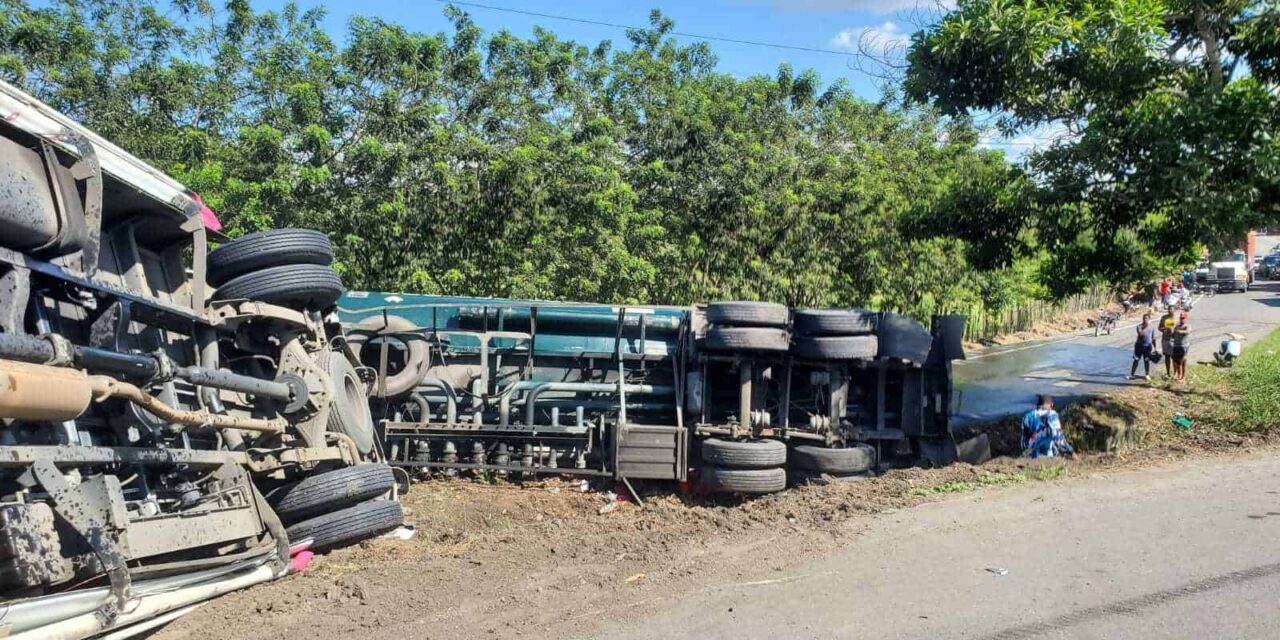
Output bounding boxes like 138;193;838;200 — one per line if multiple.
1129;313;1157;380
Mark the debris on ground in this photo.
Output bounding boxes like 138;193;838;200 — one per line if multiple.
155;380;1280;640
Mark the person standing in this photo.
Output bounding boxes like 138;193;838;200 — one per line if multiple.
1158;307;1177;378
1020;395;1077;459
1172;311;1192;381
1129;313;1156;380
1182;268;1194;290
1159;278;1171;300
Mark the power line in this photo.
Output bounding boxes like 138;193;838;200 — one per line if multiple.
436;0;859;57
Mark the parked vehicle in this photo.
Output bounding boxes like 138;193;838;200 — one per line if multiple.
1256;255;1280;280
1202;250;1252;292
337;293;966;493
0;80;398;636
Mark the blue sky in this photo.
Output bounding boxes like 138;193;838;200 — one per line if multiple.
254;0;923;96
248;0;1043;156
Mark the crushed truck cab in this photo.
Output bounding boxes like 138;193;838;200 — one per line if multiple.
0;79;397;636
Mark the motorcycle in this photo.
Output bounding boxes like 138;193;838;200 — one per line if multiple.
1094;309;1120;336
1214;333;1245;367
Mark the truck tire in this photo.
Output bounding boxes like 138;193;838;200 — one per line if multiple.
791;444;876;475
212;264;343;310
207;229;333;286
272;464;395;524
705;301;789;327
284;499;403;550
700;438;786;469
321;351;377;456
793;309;877;336
701;466;786;494
346;314;430;398
704;326;790;352
792;335;878;360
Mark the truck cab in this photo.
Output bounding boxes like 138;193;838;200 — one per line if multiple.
1204;250;1251;292
0;79;397;631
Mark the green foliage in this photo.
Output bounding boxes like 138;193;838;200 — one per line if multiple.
1224;327;1280;430
1;1;1048;318
906;0;1280;295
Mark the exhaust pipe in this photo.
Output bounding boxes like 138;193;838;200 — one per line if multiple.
0;359;93;421
0;359;286;433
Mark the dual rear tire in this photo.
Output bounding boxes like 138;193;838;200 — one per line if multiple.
704;302;790;353
271;463;405;550
208;229;343;311
700;438;786;494
791;308;879;361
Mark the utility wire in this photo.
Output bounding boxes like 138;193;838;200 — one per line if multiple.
436;0;860;57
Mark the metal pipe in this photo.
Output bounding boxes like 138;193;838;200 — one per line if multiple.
498;380;543;426
525;383;674;428
195;327;243;450
176;366;292;401
739;362;753;429
0;332;54;363
9;563;281;640
0;333;285;402
0;360;93;421
0;554;271;635
89;377;286;433
413;379;457;425
395;459;610;476
72;345;158;379
0;332;160;379
457;307;682;332
99;603;204;640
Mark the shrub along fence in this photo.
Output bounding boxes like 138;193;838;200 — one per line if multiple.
959;286;1114;343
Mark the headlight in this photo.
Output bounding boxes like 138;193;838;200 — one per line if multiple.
1236;273;1248;281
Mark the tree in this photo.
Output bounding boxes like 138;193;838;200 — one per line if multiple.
2;0;1030;322
906;0;1280;295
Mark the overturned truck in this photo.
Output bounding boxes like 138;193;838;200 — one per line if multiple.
340;293;966;493
0;80;399;637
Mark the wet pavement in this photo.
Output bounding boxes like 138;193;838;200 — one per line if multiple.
953;242;1280;425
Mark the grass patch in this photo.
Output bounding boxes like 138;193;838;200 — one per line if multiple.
976;472;1026;486
909;480;974;496
1223;331;1280;431
1028;464;1066;481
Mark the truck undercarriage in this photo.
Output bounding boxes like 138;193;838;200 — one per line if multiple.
0;80;398;637
339;293;966;493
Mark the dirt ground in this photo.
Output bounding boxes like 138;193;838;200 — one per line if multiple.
155;395;1280;640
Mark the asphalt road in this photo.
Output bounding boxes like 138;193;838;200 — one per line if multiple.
953;237;1280;424
603;453;1280;640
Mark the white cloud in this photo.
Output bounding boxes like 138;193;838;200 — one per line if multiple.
771;0;954;15
830;22;912;55
977;122;1077;159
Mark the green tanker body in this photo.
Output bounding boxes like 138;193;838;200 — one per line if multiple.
340;291;966;493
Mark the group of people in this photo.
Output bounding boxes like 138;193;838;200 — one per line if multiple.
1153;275;1194;312
1130;307;1192;381
1021;270;1210;460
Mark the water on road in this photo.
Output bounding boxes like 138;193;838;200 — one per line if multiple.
953;276;1280;425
